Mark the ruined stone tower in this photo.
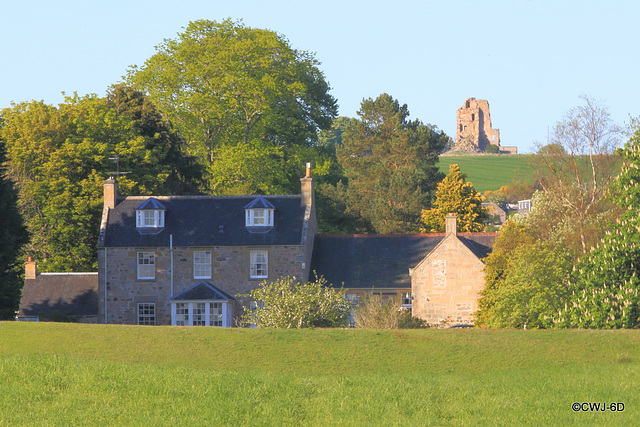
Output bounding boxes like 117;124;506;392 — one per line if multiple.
455;98;501;152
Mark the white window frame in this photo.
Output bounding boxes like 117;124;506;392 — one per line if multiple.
137;303;155;325
401;292;413;308
193;251;212;279
171;302;229;327
250;250;268;279
136;210;165;228
137;252;155;279
245;208;274;227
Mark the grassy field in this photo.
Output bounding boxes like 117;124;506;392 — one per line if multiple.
438;154;535;194
1;322;638;425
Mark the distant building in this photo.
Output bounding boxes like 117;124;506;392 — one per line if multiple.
454;98;517;154
518;199;532;217
482;202;507;225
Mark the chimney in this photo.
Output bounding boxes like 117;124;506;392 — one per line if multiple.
104;177;118;209
300;162;314;207
445;213;457;236
25;256;37;280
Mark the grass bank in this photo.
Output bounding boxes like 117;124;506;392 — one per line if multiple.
1;323;638;425
438;154;535;193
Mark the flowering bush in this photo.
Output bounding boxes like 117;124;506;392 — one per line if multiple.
240;276;355;328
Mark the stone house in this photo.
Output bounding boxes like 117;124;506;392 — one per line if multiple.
35;164;495;327
97;167;316;326
482;202;507;225
409;215;495;325
310;215;496;326
17;257;98;322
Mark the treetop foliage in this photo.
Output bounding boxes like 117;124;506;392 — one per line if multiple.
0;86;197;271
127;18;338;195
329;93;447;234
420;164;486;233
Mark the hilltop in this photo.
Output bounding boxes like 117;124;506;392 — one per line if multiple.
438;154;535;194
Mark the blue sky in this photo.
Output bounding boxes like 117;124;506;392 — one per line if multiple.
2;0;639;153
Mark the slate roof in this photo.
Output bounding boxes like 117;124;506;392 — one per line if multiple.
310;233;497;290
100;195;306;248
170;281;236;301
18;273;99;318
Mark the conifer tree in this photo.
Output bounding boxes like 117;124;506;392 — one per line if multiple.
0;138;29;319
335;93;447;233
420;164;486;232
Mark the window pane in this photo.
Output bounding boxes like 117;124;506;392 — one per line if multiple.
209;302;223;327
194;251;211;278
250;250;268;278
193;302;206;326
138;303;155;325
175;303;188;326
137;252;155;279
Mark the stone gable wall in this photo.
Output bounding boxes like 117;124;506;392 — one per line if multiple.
410;235;486;325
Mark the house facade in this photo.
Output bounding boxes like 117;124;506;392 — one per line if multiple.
97;167;317;326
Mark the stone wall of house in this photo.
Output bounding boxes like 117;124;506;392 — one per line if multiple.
98;245;308;325
410;236;486;326
455;98;501;151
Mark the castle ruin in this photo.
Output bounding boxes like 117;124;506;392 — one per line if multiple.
454;98;517;154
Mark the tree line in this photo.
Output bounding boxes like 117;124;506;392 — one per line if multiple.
1;19;638;329
0;19;456;318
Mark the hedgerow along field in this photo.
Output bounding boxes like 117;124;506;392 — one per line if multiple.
438;154;535;194
1;323;638;425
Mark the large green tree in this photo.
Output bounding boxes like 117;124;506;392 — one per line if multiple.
555;129;640;328
334;94;447;233
0;138;29;319
1;87;196;271
420;164;487;233
475;208;573;329
127;19;338;194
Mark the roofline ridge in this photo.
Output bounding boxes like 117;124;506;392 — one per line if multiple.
39;272;99;276
121;194;301;200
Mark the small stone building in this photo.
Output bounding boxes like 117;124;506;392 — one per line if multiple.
409;215;494;325
18;258;98;322
97;167;317;326
310;215;496;326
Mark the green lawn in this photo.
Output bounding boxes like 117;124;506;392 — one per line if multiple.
438;154;535;193
1;322;638;425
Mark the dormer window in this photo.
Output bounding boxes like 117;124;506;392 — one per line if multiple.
245;196;275;227
135;198;166;229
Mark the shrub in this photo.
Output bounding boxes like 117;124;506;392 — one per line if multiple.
240;276;355;328
354;293;429;329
